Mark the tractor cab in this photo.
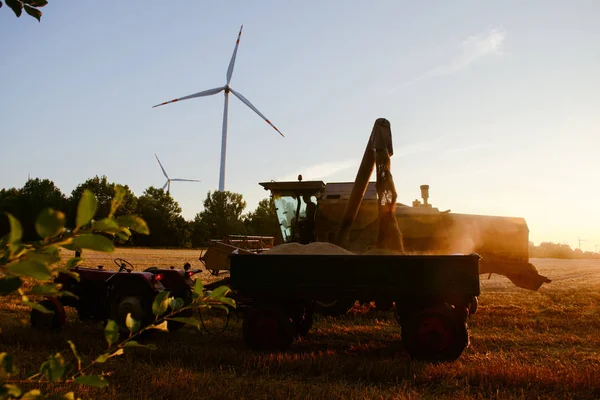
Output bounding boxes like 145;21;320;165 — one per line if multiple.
259;177;325;244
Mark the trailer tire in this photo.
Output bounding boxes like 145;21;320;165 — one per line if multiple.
30;298;66;331
468;296;478;315
314;299;355;317
401;303;468;361
291;307;314;337
243;305;294;351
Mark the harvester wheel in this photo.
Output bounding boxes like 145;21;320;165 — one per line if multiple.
30;298;66;331
242;304;294;351
401;303;468;361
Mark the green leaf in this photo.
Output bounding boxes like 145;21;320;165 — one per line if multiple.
94;348;123;364
27;246;61;264
169;297;184;311
55;267;80;282
65;257;83;269
6;213;22;244
0;276;22;295
193;279;204;298
76;189;97;228
209;286;231;299
40;353;67;382
0;353;17;379
29;283;60;296
94;353;110;363
23;4;41;21
3;384;22;398
116;215;149;235
72;234;114;252
35;208;66;239
148;320;169;332
207;304;231;314
217;296;236;308
23;0;48;7
23;300;52;314
74;375;109;388
109;185;126;217
92;218;120;233
67;340;82;371
125;313;140;333
123;341;157;350
22;389;42;400
5;0;22;17
167;317;201;330
8;259;51;281
104;320;119;347
152;291;171;316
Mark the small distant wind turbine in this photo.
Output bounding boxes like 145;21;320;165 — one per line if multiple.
154;153;201;194
152;25;284;192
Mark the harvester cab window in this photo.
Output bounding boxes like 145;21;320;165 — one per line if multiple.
273;194;319;243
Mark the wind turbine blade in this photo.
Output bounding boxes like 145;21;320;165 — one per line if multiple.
154;153;170;179
162;181;169;191
226;25;243;85
170;179;201;182
152;86;225;108
230;88;284;137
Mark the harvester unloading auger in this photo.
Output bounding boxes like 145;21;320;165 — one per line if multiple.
258;118;551;291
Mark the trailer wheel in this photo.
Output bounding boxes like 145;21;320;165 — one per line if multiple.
30;298;66;331
401;303;468;361
243;305;294;351
468;296;478;315
291;307;314;337
314;299;355;317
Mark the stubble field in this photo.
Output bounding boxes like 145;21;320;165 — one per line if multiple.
1;249;599;400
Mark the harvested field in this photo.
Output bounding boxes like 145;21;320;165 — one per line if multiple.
1;252;599;399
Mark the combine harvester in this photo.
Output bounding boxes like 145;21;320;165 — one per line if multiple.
205;120;550;295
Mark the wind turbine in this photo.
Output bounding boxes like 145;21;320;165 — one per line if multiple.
152;25;284;192
154;153;201;194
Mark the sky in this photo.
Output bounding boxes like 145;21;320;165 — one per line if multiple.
1;1;599;251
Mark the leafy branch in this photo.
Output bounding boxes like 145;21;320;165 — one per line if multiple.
0;188;235;398
1;0;48;22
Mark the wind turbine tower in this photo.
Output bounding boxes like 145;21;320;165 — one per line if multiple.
153;25;284;192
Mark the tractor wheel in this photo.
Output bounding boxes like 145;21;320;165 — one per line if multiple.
314;299;356;317
30;298;66;331
401;303;469;362
112;296;146;332
242;304;294;351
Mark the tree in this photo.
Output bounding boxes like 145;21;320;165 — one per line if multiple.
1;0;48;22
135;187;189;247
191;191;247;246
68;176;138;227
0;179;67;241
244;197;281;239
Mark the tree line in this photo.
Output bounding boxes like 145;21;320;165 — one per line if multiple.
529;241;600;259
0;176;281;248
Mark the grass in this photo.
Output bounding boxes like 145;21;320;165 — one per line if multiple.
1;251;599;399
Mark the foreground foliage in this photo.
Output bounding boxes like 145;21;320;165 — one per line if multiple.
0;189;233;399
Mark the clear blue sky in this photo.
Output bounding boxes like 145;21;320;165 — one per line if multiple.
1;1;599;251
